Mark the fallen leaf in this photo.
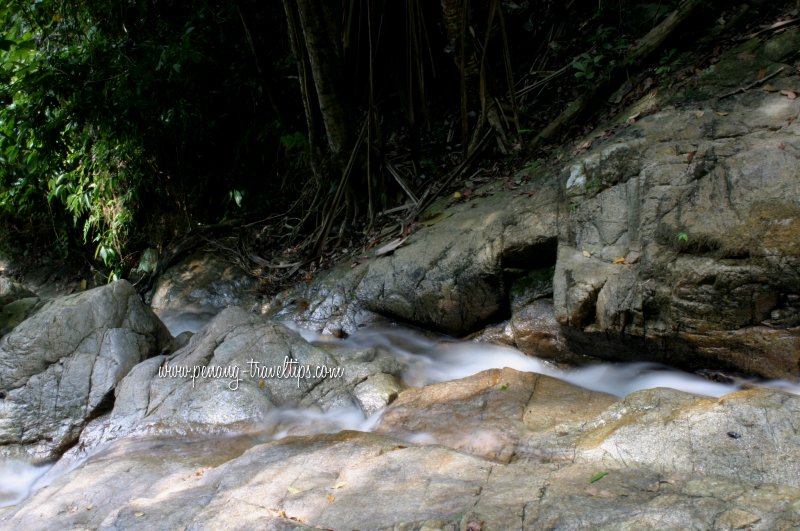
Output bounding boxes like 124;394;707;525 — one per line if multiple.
467;521;484;531
453;191;462;200
687;150;697;163
578;139;593;151
788;116;797;125
715;111;729;116
326;495;335;503
134;512;145;517
626;112;640;124
757;67;766;81
287;486;303;495
331;481;347;489
586;486;614;498
258;379;266;389
694;109;705;118
612;256;626;264
582;250;592;258
780;89;797;100
762;84;779;92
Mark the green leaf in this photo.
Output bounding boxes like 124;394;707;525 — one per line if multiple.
590;471;609;483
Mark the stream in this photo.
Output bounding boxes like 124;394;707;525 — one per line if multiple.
3;310;799;509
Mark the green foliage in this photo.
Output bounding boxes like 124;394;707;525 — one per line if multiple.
590;471;609;483
572;26;629;88
656;48;679;77
677;231;689;243
0;0;301;274
572;52;605;83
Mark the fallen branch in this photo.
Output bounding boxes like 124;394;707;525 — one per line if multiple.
741;18;800;40
532;0;706;148
718;67;786;99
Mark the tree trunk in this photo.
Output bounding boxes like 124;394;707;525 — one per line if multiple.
293;0;350;164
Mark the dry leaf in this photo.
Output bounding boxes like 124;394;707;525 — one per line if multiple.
694;109;705;118
687;150;697;163
258;379;266;389
578;139;593;151
287;486;303;495
326;495;335;503
626;112;641;124
715;111;729;117
332;481;347;489
612;256;626;264
757;67;766;81
134;512;145;517
780;89;797;100
582;250;592;258
762;84;779;92
453;191;462;200
788;116;797;125
586;486;614;498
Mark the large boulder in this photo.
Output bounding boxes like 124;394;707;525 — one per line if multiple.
3;369;800;529
555;32;800;377
148;251;259;335
0;278;35;307
81;307;402;446
271;176;562;337
0;281;170;461
270;30;800;378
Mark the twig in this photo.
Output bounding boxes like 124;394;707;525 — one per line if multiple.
407;129;492;221
385;160;420;205
718;67;785;99
741;18;800;40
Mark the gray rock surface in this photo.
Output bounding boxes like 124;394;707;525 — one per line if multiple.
3;369;799;530
0;278;35;307
149;251;259;335
555;31;800;376
272;29;800;378
0;281;170;461
271;177;562;337
81;307;402;447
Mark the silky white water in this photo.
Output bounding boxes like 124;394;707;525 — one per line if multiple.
4;315;798;509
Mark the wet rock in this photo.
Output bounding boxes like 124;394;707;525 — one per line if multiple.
0;281;171;461
84;307;402;447
148;251;259;335
0;279;35;307
353;373;402;416
4;374;800;530
472;299;575;362
268;261;387;335
577;387;800;487
552;31;800;377
376;368;617;462
271;175;561;337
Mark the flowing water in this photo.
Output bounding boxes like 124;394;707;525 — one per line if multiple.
3;310;799;508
